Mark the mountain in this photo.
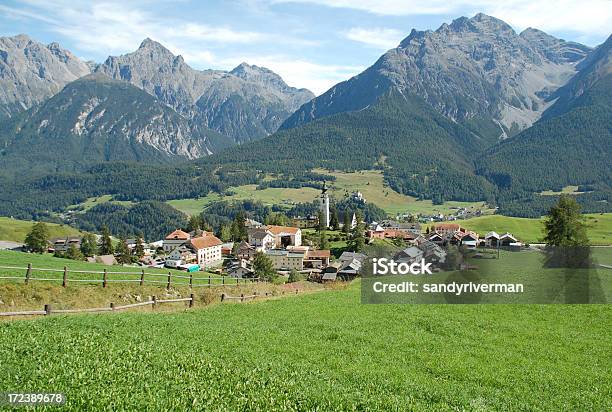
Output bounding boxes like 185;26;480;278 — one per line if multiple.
206;88;496;202
96;39;314;142
0;34;91;119
477;35;612;194
282;14;591;140
0;74;226;176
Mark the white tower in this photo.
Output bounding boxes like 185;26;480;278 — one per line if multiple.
319;182;330;228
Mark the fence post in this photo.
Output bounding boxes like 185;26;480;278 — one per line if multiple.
110;302;115;311
221;293;225;302
208;276;211;286
152;295;157;310
44;304;51;315
222;276;225;285
167;272;172;290
236;277;239;286
103;269;107;288
189;293;194;308
62;266;68;288
140;269;145;286
189;274;193;289
240;293;244;302
296;289;299;294
25;263;32;284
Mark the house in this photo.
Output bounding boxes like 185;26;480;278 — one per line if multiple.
380;220;421;235
163;229;191;252
266;225;302;248
247;228;275;250
291;215;319;229
460;232;479;249
236;241;256;261
337;251;367;280
244;218;263;228
367;227;417;241
265;249;305;271
394;246;424;265
434;223;465;236
322;271;338;282
165;245;197;268
418;241;447;264
227;265;254;279
221;242;234;256
189;232;223;268
49;237;82;253
485;231;500;248
427;232;445;245
304;249;331;269
500;233;518;247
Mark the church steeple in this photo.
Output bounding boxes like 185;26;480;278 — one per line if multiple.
319;181;330;228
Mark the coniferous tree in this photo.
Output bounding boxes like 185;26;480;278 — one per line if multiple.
100;225;114;255
230;211;248;241
219;223;232;242
134;235;145;259
24;222;50;253
330;207;339;231
116;237;132;264
66;243;84;261
80;233;98;257
343;210;351;235
252;251;277;282
348;211;365;252
544;195;589;247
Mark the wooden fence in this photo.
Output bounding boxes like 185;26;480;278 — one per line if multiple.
221;288;300;303
0;264;259;289
0;295;194;317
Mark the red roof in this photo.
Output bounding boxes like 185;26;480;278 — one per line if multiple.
165;229;190;240
190;234;222;249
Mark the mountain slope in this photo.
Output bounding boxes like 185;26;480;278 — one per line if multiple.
282;14;590;141
96;40;314;142
0;74;225;175
477;37;612;194
0;34;91;119
207;89;495;201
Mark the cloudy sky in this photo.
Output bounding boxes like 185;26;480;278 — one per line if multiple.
1;0;610;95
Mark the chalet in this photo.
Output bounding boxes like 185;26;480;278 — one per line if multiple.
427;232;445;245
394;246;424;265
221;242;234;256
337;251;367;280
166;245;197;268
236;241;256;261
266;225;302;248
49;237;82;253
434;223;465;236
380;220;422;235
226;259;254;278
265;249;305;271
500;233;519;247
304;249;331;269
460;232;479;249
189;232;223;268
244;218;263;229
484;231;500;247
247;228;275;250
419;241;447;264
163;229;191;252
367;227;418;241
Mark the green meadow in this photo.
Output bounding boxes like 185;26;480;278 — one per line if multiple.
0;217;83;243
0;280;610;410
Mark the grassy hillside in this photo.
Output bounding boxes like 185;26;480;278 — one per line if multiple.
169;169;490;217
459;213;612;244
0;217;82;243
0;281;610;410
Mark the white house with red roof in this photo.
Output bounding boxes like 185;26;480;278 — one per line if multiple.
163;229;191;252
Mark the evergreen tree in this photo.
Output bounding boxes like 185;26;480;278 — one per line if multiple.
348;211;365;252
100;225;114;255
187;215;203;232
330;207;339;230
134;235;145;259
80;233;98;257
544;195;589;247
230;211;248;241
66;243;84;261
219;223;232;242
116;237;132;264
252;251;277;282
317;210;325;232
343;210;351;235
265;212;290;226
24;222;50;253
319;229;329;250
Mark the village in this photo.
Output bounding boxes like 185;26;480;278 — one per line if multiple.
18;186;523;283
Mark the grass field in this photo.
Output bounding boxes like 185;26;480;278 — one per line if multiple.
0;279;610;410
459;213;612;245
0;217;83;243
168;170;491;216
65;195;134;212
0;250;222;287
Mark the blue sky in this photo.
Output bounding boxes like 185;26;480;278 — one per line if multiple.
1;0;610;95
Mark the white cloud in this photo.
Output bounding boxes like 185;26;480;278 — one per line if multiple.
344;27;404;50
274;0;612;38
